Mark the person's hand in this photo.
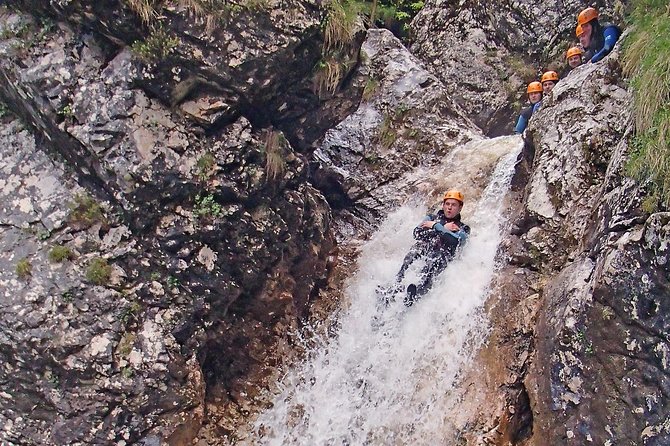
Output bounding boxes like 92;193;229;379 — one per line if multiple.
444;222;460;232
420;220;436;229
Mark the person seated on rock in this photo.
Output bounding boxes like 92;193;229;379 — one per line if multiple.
577;7;622;63
395;190;471;306
541;71;559;95
515;82;543;134
566;46;584;70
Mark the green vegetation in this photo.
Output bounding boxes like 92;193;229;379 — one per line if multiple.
196;152;216;181
48;245;75;263
117;332;136;357
120;300;142;324
16;258;32;279
194;193;223;218
361;77;379;101
131;26;180;62
263;130;287;181
623;0;670;209
86;257;112;285
68;193;106;228
0;101;9;118
167;275;180;288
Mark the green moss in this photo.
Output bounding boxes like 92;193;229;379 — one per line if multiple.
361;77;379;102
48;245;75;263
623;0;670;207
16;258;32;279
86;257;112;285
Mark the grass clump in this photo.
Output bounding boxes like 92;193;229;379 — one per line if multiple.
86;257;112;285
49;245;75;263
623;0;670;208
196;152;216;181
68;193;106;229
131;26;180;62
16;258;32;279
262;130;287;182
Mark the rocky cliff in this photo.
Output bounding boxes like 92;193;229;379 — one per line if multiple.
2;0;668;445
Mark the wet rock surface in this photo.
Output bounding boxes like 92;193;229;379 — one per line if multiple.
410;0;625;135
313;28;482;240
447;45;670;445
0;5;336;444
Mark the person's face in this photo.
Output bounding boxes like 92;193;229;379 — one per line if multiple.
443;199;462;218
542;81;555;94
580;23;592;47
528;92;542;104
568;55;582;68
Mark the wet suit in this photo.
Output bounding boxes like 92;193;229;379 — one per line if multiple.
515;104;536;134
397;210;470;306
586;22;621;63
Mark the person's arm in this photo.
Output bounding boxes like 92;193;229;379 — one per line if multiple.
590;26;621;63
413;215;435;240
515;114;527;134
432;222;469;242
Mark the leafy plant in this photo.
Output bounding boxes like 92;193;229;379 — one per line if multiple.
623;0;670;207
86;257;112;285
16;258;32;279
120;300;142;324
167;275;180;288
49;245;75;263
0;101;9;119
194;193;223;218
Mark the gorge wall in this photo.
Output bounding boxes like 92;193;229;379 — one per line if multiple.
1;0;668;445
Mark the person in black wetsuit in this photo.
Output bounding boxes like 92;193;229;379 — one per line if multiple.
577;7;622;63
515;82;543;134
396;190;471;306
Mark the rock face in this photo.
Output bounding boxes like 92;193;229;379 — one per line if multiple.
313;28;482;239
443;44;670;445
0;5;336;444
410;0;625;136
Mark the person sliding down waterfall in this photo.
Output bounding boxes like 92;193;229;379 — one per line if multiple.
396;190;470;306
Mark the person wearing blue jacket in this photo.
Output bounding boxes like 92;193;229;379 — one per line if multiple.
515;82;543;134
396;190;470;306
578;7;621;63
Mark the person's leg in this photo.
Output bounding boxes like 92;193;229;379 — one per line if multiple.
404;254;450;306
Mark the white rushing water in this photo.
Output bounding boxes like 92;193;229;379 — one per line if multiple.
253;136;523;445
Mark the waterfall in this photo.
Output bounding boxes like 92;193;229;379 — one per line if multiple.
253;135;523;445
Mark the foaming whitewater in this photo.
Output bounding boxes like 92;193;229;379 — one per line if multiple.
254;136;523;445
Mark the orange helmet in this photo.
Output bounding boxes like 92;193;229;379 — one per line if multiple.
566;46;584;59
541;71;559;83
443;190;464;203
575;24;584;37
578;7;598;26
527;81;543;94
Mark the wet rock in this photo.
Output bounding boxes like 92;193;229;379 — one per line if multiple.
410;0;625;135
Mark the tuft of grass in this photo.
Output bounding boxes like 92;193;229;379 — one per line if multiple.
124;0;159;24
49;245;75;263
196;152;216;181
322;0;359;53
68;193;106;229
16;258;32;279
131;26;180;63
263;130;287;182
86;257;112;285
623;0;670;207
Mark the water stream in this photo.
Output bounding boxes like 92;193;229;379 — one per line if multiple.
254;135;523;445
